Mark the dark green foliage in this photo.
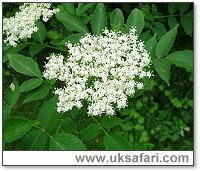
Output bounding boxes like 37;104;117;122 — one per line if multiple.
21;130;48;150
3;3;193;151
3;117;35;143
32;21;47;43
38;96;58;131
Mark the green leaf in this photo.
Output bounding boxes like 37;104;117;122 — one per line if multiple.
121;122;134;131
48;119;61;134
49;133;86;150
39;96;58;131
82;16;92;24
32;21;46;43
23;84;49;103
3;43;11;51
70;107;80;119
29;44;45;57
110;8;124;31
91;3;107;35
3;103;11;121
126;8;144;35
168;16;178;30
4;43;26;63
8;54;42;78
62;117;77;133
155;25;178;59
20;78;43;92
104;133;132;150
82;123;100;141
3;43;25;53
66;33;84;44
145;14;155;22
144;21;152;29
21;130;48;150
181;11;193;37
3;117;34;143
47;30;60;40
140;131;149;142
166;50;193;69
62;3;75;14
143;78;155;91
101;116;122;129
4;78;20;107
55;33;84;46
145;34;157;58
46;79;56;85
56;12;88;33
153;58;171;85
76;3;94;16
152;22;167;40
178;3;190;14
139;30;152;42
168;3;178;14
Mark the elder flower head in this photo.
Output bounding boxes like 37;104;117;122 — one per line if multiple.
43;27;152;116
3;3;59;47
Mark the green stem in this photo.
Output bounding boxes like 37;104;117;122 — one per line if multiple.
43;79;52;89
34;124;66;149
155;13;192;19
55;120;62;134
34;125;54;139
3;101;12;108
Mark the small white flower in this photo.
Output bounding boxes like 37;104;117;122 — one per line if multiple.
136;83;144;89
180;126;190;137
9;83;15;91
43;27;152;116
3;3;59;47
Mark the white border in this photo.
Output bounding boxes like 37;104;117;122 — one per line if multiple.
3;151;194;166
0;0;196;2
1;0;199;171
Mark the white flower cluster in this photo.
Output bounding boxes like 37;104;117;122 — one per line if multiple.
3;3;60;47
43;28;152;116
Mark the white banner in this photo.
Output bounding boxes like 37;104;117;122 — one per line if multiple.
3;151;193;166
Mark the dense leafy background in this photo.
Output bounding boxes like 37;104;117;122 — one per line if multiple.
3;3;193;150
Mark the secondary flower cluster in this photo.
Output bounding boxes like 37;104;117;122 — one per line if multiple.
43;28;152;116
3;3;59;47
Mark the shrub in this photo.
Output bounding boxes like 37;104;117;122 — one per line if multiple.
3;2;193;150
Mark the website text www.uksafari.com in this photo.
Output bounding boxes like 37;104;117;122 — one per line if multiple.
74;151;193;165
